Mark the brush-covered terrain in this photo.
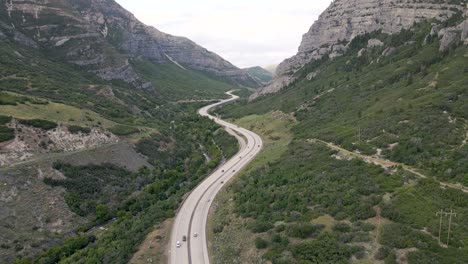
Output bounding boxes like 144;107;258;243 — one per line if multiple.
0;1;245;262
211;14;468;264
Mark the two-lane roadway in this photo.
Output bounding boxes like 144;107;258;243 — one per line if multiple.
169;91;263;264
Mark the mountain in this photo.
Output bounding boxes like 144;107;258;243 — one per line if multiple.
209;2;468;264
0;0;261;88
0;1;247;262
244;66;274;84
253;0;466;98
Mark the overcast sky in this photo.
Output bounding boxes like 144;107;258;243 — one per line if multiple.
115;0;333;68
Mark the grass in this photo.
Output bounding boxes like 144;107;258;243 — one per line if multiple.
0;99;116;128
208;111;295;263
228;111;296;171
311;215;336;232
132;59;235;100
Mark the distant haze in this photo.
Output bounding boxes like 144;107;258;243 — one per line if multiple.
115;0;333;68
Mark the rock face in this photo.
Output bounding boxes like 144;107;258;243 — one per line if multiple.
253;0;464;98
0;0;260;88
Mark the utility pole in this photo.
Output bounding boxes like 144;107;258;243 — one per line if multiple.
437;209;443;244
436;210;457;247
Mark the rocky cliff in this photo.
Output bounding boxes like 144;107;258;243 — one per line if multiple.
0;0;261;88
253;0;466;98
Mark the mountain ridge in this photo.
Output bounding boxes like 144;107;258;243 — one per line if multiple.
0;0;261;88
253;0;467;98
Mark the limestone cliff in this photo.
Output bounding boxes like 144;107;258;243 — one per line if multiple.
0;0;261;88
253;0;466;98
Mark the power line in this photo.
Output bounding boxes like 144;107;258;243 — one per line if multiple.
436;209;457;247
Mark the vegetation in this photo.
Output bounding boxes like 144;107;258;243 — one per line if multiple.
18;119;57;130
0;125;15;142
20;107;239;263
0;115;11;124
67;125;91;134
216;19;468;185
211;17;468;264
108;125;139;136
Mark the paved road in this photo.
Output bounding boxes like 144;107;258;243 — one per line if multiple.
169;91;263;264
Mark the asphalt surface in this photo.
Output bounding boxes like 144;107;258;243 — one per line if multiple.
169;91;263;264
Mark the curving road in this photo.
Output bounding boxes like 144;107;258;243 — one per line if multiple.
169;91;263;264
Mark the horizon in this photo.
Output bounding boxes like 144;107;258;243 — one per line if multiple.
114;0;333;68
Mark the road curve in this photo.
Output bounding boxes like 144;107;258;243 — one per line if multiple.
169;91;263;264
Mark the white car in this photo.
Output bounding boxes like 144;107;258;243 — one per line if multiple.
176;241;181;248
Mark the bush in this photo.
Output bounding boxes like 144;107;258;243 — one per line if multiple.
67;125;91;134
333;222;351;233
0;115;11;124
0;125;15;142
19;119;57;130
291;233;354;263
375;246;391;260
286;223;323;239
250;221;274;233
254;237;268;249
109;125;139;136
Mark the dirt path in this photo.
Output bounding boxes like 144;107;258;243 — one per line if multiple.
309;138;468;194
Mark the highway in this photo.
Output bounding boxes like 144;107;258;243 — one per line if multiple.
169;91;263;264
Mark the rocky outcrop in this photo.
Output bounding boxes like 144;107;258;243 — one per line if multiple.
437;12;468;52
0;122;119;167
0;0;260;88
253;0;464;98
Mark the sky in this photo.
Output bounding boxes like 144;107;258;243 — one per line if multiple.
115;0;333;69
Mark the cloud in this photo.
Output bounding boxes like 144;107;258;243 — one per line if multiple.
115;0;333;68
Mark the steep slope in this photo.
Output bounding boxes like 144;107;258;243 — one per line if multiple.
210;6;468;264
0;0;261;88
254;0;465;97
0;1;245;262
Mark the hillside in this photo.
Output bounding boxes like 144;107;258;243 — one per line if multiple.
210;4;468;264
244;66;274;84
0;0;244;262
254;0;465;98
0;0;260;89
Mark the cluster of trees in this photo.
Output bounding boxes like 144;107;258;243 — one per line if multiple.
45;163;144;217
25;110;238;263
0;115;14;142
221;142;399;262
18;119;57;130
67;125;91;134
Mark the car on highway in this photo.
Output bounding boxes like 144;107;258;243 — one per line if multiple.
232;169;236;172
194;233;198;237
221;181;224;184
176;241;181;248
221;169;225;173
182;235;187;242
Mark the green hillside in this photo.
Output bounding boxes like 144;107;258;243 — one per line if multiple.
211;18;468;264
0;14;238;264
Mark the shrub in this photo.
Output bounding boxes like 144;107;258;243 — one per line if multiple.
0;115;11;124
0;125;15;142
67;125;91;134
19;119;57;130
254;237;268;249
375;246;391;260
250;221;274;233
286;223;323;239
